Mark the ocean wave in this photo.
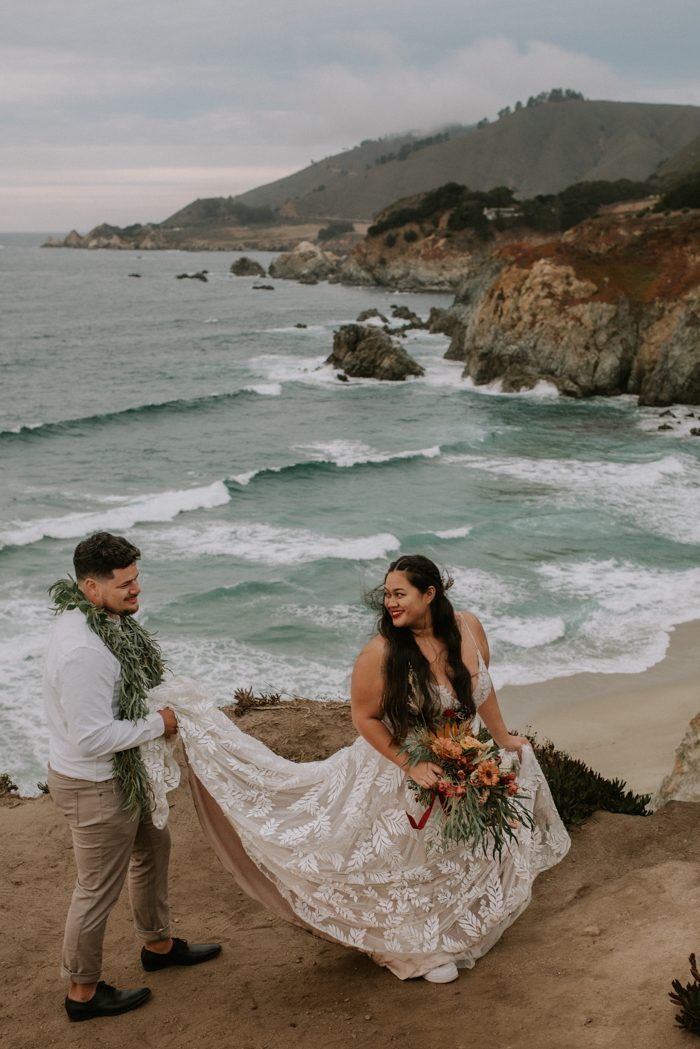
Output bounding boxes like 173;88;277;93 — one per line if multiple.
230;443;441;486
146;521;400;565
460;376;560;399
0;481;230;550
164;636;351;703
0;386;278;441
277;603;374;630
443;451;700;544
483;557;700;686
488;615;566;650
433;525;473;540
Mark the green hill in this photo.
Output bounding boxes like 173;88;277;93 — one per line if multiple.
162;98;700;227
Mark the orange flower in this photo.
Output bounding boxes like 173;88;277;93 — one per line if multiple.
477;759;501;787
459;735;486;752
431;737;463;761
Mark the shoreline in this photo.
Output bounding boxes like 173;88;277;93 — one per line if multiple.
499;618;700;794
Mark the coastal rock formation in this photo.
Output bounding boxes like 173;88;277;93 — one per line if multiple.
44;223;171;250
230;256;266;277
268;241;340;281
326;324;425;381
338;232;472;290
445;212;700;405
650;713;700;809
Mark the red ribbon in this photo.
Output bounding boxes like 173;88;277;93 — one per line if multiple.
406;790;448;830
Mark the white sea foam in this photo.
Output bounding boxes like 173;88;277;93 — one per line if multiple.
249;352;337;387
0;481;231;549
433;525;473;539
296;440;442;468
637;404;700;439
448;567;525;610
488;615;566;650
148;522;400;565
487;558;700;685
443;451;700;545
0;590;55;793
230;442;441;485
165;636;351;703
243;382;282;396
461;376;560;399
277;603;374;630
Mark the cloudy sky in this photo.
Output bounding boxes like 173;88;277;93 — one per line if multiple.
3;0;699;231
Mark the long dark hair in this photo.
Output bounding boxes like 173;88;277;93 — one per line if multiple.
371;554;474;742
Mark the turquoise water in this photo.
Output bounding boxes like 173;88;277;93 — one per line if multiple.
2;233;699;792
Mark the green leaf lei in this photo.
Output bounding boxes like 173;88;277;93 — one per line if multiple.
49;577;166;820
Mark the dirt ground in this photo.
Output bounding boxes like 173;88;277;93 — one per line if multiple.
2;700;698;1049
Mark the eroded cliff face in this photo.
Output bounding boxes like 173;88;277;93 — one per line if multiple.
447;212;700;405
651;713;700;810
337;232;474;290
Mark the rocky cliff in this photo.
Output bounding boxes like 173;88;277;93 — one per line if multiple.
651;713;700;809
445;211;700;405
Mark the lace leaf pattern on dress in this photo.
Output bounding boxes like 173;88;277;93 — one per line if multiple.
149;677;570;975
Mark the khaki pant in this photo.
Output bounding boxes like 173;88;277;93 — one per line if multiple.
48;767;171;983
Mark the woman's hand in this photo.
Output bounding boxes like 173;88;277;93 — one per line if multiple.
404;760;444;788
500;734;529;758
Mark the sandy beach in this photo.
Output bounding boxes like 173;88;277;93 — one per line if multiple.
499;619;700;795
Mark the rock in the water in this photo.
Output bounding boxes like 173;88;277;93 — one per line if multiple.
176;271;208;282
356;308;389;325
269;241;340;282
252;284;275;291
650;713;700;809
390;305;424;327
230;256;266;277
326;324;425;381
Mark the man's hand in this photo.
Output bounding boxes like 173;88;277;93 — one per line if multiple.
158;707;178;738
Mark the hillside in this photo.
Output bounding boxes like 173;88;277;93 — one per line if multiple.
656;131;700;181
219;98;700;223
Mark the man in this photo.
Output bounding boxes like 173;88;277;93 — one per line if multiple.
44;531;221;1022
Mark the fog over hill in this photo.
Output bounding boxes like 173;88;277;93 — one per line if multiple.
163;98;700;227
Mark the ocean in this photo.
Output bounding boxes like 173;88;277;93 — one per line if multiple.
2;232;699;793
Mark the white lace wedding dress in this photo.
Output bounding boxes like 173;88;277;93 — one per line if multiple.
149;656;570;979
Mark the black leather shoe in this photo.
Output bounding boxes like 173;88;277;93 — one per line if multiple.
141;936;221;971
65;981;151;1022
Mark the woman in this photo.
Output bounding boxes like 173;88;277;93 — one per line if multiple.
152;555;570;982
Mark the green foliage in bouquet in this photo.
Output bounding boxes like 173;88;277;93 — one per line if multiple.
527;736;650;826
669;954;700;1035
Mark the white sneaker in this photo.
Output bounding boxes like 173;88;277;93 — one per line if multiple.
423;962;459;983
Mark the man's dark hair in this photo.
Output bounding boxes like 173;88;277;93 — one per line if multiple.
73;532;141;580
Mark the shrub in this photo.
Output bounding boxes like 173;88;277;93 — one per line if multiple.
669;954;700;1034
0;773;19;796
403;229;419;242
318;221;354;241
656;174;700;211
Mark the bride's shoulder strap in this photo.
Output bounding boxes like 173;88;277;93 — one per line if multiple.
457;611;484;659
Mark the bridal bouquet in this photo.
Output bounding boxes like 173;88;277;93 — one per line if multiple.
401;708;533;857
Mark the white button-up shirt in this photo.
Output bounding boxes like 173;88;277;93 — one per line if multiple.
43;608;164;781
